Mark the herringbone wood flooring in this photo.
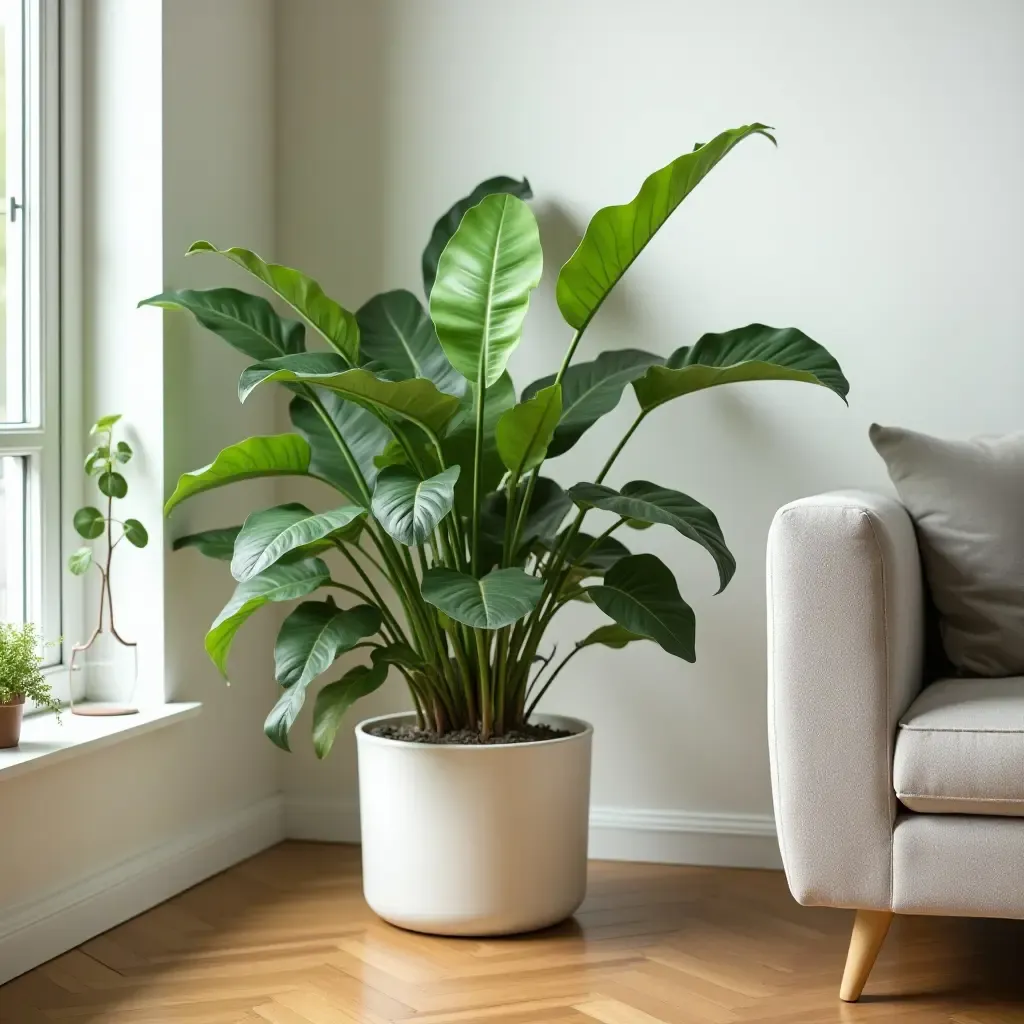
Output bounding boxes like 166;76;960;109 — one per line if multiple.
2;842;1022;1023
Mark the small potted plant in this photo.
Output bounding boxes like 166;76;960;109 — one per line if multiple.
143;123;849;935
0;622;61;748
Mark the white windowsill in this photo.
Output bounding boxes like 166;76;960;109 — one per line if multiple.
0;702;202;781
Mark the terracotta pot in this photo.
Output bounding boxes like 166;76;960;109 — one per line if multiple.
356;711;593;936
0;694;25;749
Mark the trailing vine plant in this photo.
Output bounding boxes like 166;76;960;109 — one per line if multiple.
142;124;849;755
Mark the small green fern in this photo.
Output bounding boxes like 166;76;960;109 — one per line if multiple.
0;622;61;714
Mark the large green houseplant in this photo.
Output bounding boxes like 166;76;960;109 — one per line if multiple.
143;123;848;754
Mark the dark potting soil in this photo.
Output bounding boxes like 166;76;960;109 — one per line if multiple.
367;722;573;745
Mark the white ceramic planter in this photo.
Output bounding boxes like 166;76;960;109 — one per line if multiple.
356;711;593;936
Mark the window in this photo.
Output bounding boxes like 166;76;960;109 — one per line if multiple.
0;0;61;664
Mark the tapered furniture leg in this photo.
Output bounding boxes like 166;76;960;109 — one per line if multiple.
840;910;894;1001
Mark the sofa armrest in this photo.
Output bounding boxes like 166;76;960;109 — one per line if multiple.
767;491;925;910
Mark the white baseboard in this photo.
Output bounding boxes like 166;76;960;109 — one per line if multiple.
588;806;781;869
283;797;781;870
0;794;284;984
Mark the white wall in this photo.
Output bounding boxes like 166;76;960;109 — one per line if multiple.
0;0;282;981
274;0;1024;836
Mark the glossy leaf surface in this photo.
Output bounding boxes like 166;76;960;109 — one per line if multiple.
633;324;849;412
73;506;105;540
188;242;359;363
357;289;465;396
496;384;562;476
429;193;543;387
422;175;532;296
274;599;382;690
312;662;389;758
123;519;149;548
240;366;459;439
556;124;774;331
421;567;544;629
165;435;313;516
523;349;662;456
172;526;241;561
588;553;696;661
289;391;389;499
139;287;304;361
206;559;330;678
231;503;367;582
371;465;460;546
569;480;735;592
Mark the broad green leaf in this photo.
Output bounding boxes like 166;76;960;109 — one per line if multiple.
371;465;460;546
187;242;359;363
114;441;133;463
138;287;304;361
480;477;573;568
632;323;849;412
422;175;533;296
123;519;149;548
84;447;108;475
429;193;543;388
274;599;382;689
312;662;389;759
91;414;121;434
289;391;390;499
569;480;734;592
588;553;696;662
239;351;349;401
73;506;105;540
264;683;307;753
172;526;241;560
523;349;663;457
68;546;93;575
577;624;646;650
98;471;127;499
240;366;459;439
371;642;425;670
231;502;368;582
165;434;313;516
559;531;631;573
206;558;330;678
556;124;774;331
421;566;544;629
496;384;562;476
357;289;466;396
442;373;516;515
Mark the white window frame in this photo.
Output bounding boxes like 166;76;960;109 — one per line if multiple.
1;0;63;671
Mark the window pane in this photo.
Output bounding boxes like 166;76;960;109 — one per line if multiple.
1;3;25;424
0;453;25;622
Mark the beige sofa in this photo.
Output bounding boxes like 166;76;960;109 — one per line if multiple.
767;491;1024;1001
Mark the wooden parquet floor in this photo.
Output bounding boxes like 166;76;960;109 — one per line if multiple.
2;842;1022;1024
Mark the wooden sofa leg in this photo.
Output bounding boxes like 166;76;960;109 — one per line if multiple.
839;910;893;1001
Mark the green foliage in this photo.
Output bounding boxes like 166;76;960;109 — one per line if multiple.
148;126;850;753
172;526;241;560
0;622;61;714
69;418;148;641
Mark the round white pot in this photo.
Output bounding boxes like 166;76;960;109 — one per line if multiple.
355;711;593;936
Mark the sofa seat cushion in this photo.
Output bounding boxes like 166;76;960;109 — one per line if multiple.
894;677;1024;817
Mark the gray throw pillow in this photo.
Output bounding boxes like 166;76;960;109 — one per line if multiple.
870;424;1024;678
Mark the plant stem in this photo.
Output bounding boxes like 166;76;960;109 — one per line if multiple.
553;329;582;388
471;379;486;575
474;629;492;739
526;644;583;720
595;411;646;484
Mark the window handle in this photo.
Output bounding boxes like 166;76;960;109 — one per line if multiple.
9;196;23;223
